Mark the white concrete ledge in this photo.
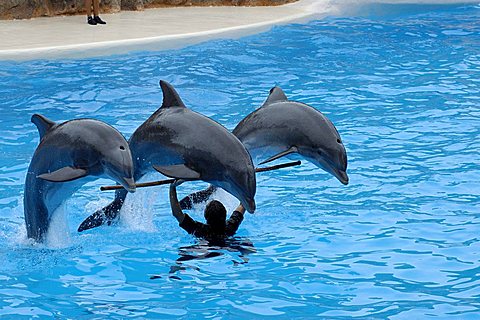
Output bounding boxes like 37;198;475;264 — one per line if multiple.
0;0;327;61
3;0;473;60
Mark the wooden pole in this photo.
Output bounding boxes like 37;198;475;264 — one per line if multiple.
100;160;301;191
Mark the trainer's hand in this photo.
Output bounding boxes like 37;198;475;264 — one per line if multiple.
235;203;246;214
171;179;186;187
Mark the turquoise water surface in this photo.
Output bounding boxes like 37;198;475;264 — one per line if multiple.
0;3;479;319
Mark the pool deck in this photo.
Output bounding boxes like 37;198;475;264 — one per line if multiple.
0;0;328;60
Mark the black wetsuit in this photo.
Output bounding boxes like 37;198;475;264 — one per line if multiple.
179;211;244;239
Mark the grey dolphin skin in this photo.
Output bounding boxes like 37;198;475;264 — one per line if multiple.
179;86;348;210
233;86;348;185
78;80;256;232
24;115;136;242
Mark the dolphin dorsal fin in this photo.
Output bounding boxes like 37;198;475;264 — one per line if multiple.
263;87;288;106
31;114;56;139
160;80;186;109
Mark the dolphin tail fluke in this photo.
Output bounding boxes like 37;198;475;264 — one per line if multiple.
179;185;218;210
258;146;299;165
77;211;108;232
77;198;123;232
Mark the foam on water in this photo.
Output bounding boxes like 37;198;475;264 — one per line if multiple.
120;188;158;232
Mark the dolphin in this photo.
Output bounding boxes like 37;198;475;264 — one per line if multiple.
24;114;136;242
233;86;349;185
77;80;256;232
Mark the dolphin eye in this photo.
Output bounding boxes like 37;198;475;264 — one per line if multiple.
337;139;342;144
119;146;125;150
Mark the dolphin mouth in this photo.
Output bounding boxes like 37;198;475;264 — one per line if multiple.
335;170;349;185
121;177;136;193
244;198;256;213
311;155;349;185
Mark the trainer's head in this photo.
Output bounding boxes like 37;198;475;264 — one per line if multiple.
204;200;227;233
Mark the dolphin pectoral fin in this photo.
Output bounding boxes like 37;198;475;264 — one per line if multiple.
153;164;201;180
258;146;298;165
37;167;88;182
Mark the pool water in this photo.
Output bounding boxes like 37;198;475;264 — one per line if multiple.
1;3;479;318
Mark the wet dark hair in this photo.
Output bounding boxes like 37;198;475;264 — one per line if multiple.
204;200;227;232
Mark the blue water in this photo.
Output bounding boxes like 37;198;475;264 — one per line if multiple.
1;3;480;318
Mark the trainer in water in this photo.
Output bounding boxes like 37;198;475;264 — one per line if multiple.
78;80;256;232
170;180;246;239
24;114;136;242
180;86;348;209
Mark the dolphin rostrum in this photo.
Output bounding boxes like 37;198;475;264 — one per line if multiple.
78;80;256;232
179;86;348;210
24;115;136;242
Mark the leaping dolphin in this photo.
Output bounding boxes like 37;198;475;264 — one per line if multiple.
233;86;349;185
24;115;136;242
78;80;256;232
179;86;348;210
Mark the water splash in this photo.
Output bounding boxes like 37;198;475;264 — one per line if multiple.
44;204;71;248
4;198;71;249
119;173;159;232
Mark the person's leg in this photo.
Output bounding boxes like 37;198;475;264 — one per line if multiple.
85;0;96;25
85;0;92;16
93;0;107;25
93;0;99;16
